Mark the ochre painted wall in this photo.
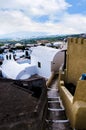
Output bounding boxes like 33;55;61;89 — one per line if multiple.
58;38;86;129
66;38;86;85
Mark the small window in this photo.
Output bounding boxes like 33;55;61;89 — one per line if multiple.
38;62;41;68
6;55;8;60
9;54;11;60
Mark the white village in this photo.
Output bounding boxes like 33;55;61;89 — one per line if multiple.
0;42;65;80
0;0;86;129
0;37;86;130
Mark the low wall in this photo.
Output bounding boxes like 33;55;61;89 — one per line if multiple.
59;80;74;127
59;70;86;129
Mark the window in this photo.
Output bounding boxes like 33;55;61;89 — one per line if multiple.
38;62;41;68
9;54;11;60
6;55;8;60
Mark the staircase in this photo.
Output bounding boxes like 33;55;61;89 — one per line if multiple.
45;76;73;130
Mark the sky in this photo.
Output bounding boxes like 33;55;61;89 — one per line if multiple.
0;0;86;37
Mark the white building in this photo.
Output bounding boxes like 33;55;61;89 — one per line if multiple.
1;53;37;80
15;43;23;47
31;46;64;78
14;50;25;59
1;46;64;80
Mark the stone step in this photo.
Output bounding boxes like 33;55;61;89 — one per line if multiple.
48;108;65;111
45;120;72;130
46;110;67;120
45;76;73;130
46;119;69;123
48;102;62;109
47;91;59;97
48;97;60;100
47;88;58;91
48;101;60;103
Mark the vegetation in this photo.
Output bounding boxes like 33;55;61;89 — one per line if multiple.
0;43;4;46
0;49;4;54
0;33;85;45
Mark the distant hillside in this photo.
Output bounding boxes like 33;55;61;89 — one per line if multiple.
0;33;86;44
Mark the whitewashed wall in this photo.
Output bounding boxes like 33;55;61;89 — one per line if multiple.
31;46;64;79
51;51;64;72
31;55;51;78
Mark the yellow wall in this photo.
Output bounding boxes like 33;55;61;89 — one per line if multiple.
66;38;86;85
73;80;86;102
59;77;86;129
58;37;86;129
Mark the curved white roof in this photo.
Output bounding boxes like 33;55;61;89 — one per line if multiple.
1;60;31;80
15;43;23;47
31;46;61;61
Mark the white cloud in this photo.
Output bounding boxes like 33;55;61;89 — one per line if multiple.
0;0;71;16
0;0;86;36
26;0;71;16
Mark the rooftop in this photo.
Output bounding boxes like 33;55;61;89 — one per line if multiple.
0;77;47;129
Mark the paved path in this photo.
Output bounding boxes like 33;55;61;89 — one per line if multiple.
45;76;73;130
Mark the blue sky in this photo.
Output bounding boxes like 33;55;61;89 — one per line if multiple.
0;0;86;37
66;0;86;14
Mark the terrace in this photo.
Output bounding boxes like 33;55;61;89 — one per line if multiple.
0;77;47;130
